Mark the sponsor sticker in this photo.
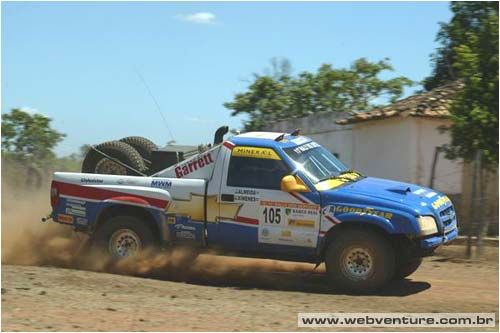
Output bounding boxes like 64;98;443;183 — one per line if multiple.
333;205;393;220
174;224;196;231
413;188;427;195
175;152;214;178
117;178;137;185
232;146;281;160
80;178;103;184
175;230;195;240
57;214;73;224
425;191;438;198
65;208;86;217
65;199;86;217
288;219;315;228
432;196;451;210
260;200;319;211
151;179;172;189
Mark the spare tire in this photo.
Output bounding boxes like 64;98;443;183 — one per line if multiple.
82;141;147;175
119;136;157;162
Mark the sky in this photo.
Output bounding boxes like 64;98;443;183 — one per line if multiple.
2;1;452;156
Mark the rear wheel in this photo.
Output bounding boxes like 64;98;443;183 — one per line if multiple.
82;141;146;175
93;216;156;259
394;257;423;279
325;229;395;293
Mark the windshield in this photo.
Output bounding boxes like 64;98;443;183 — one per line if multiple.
283;142;349;184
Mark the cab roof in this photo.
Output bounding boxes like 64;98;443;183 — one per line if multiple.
229;131;312;149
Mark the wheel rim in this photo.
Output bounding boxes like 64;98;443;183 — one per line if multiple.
109;229;142;258
341;247;374;280
95;159;127;175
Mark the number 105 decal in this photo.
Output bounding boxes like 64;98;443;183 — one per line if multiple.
262;207;281;224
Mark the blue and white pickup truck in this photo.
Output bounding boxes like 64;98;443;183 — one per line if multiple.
47;129;458;292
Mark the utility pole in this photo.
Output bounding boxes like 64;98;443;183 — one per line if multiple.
466;149;481;258
476;158;487;257
429;146;441;188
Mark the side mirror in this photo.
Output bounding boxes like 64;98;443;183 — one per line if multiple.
281;175;309;193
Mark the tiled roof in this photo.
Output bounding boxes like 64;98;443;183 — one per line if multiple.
336;81;464;125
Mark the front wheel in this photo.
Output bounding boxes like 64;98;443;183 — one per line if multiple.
93;216;156;259
394;257;423;279
325;229;395;293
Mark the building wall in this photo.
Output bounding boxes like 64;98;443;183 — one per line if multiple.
411;118;463;194
351;117;413;183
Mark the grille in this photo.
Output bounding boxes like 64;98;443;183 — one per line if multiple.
439;206;456;230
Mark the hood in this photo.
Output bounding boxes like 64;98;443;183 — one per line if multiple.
323;176;447;216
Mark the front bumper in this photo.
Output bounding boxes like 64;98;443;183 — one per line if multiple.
420;227;458;249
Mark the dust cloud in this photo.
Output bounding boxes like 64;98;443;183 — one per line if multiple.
1;166;324;289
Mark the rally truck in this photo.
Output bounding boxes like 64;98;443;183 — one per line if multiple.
46;127;458;292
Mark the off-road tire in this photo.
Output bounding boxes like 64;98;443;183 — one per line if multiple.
394;257;423;279
93;216;156;260
119;136;157;162
325;229;395;293
82;140;146;175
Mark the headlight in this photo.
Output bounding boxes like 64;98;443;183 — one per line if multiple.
417;216;438;236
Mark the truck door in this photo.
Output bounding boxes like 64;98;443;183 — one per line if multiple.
217;146;321;252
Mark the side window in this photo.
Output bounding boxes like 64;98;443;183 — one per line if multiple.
227;155;290;190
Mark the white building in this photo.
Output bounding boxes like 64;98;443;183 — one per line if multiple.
265;81;464;195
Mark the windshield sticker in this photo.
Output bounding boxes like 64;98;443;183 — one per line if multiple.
291;136;309;145
292;142;320;154
232;146;281;160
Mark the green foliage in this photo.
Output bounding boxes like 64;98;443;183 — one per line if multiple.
79;144;92;159
1;108;66;166
426;2;498;167
225;58;413;131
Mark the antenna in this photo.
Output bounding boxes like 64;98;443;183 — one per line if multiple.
135;69;175;142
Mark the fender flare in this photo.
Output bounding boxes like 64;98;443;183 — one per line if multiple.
318;214;396;260
332;213;396;233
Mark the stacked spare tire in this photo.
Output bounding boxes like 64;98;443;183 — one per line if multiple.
82;137;158;176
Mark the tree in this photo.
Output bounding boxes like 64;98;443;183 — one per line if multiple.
79;144;92;158
425;2;498;166
225;58;413;131
1;108;66;165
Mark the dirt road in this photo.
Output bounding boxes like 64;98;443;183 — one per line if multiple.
2;246;498;331
1;180;498;331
